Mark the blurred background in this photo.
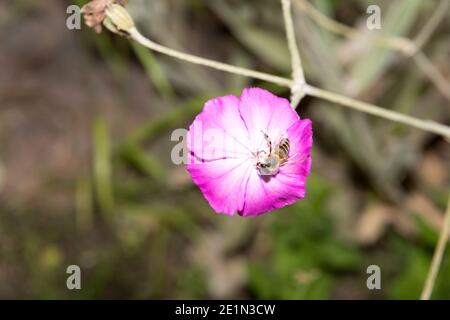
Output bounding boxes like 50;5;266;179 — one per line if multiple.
0;0;449;299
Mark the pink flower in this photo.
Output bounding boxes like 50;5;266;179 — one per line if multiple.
186;88;313;216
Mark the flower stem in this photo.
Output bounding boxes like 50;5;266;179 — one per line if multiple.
128;28;293;88
421;192;450;300
304;84;450;140
281;0;306;107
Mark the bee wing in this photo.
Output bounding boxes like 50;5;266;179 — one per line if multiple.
284;152;308;164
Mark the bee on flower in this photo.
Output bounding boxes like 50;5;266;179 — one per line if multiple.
186;88;313;216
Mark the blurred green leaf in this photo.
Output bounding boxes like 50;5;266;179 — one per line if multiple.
120;143;167;184
93;116;115;219
132;42;175;102
76;176;94;230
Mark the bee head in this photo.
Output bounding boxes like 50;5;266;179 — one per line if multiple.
256;155;280;176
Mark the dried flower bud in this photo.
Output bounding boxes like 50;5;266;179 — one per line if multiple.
82;0;129;33
104;4;135;36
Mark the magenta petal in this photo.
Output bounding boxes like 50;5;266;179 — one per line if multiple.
187;95;251;162
238;170;273;216
187;158;252;215
186;95;254;215
239;88;300;151
239;172;307;217
286;118;313;161
279;118;313;178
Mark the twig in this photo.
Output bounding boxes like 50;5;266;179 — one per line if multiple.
421;192;450;300
129;28;293;88
281;0;306;107
304;84;450;140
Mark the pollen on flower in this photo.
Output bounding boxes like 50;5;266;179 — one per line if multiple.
185;88;313;217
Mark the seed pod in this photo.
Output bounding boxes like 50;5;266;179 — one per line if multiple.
104;4;135;36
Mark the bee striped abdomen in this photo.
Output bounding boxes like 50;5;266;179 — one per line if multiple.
278;138;290;161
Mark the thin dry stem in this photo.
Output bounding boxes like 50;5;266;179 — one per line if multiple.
421;192;450;300
128;28;293;88
305;84;450;140
281;0;306;107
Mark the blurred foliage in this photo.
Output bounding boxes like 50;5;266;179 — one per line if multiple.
248;176;362;299
388;220;450;299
